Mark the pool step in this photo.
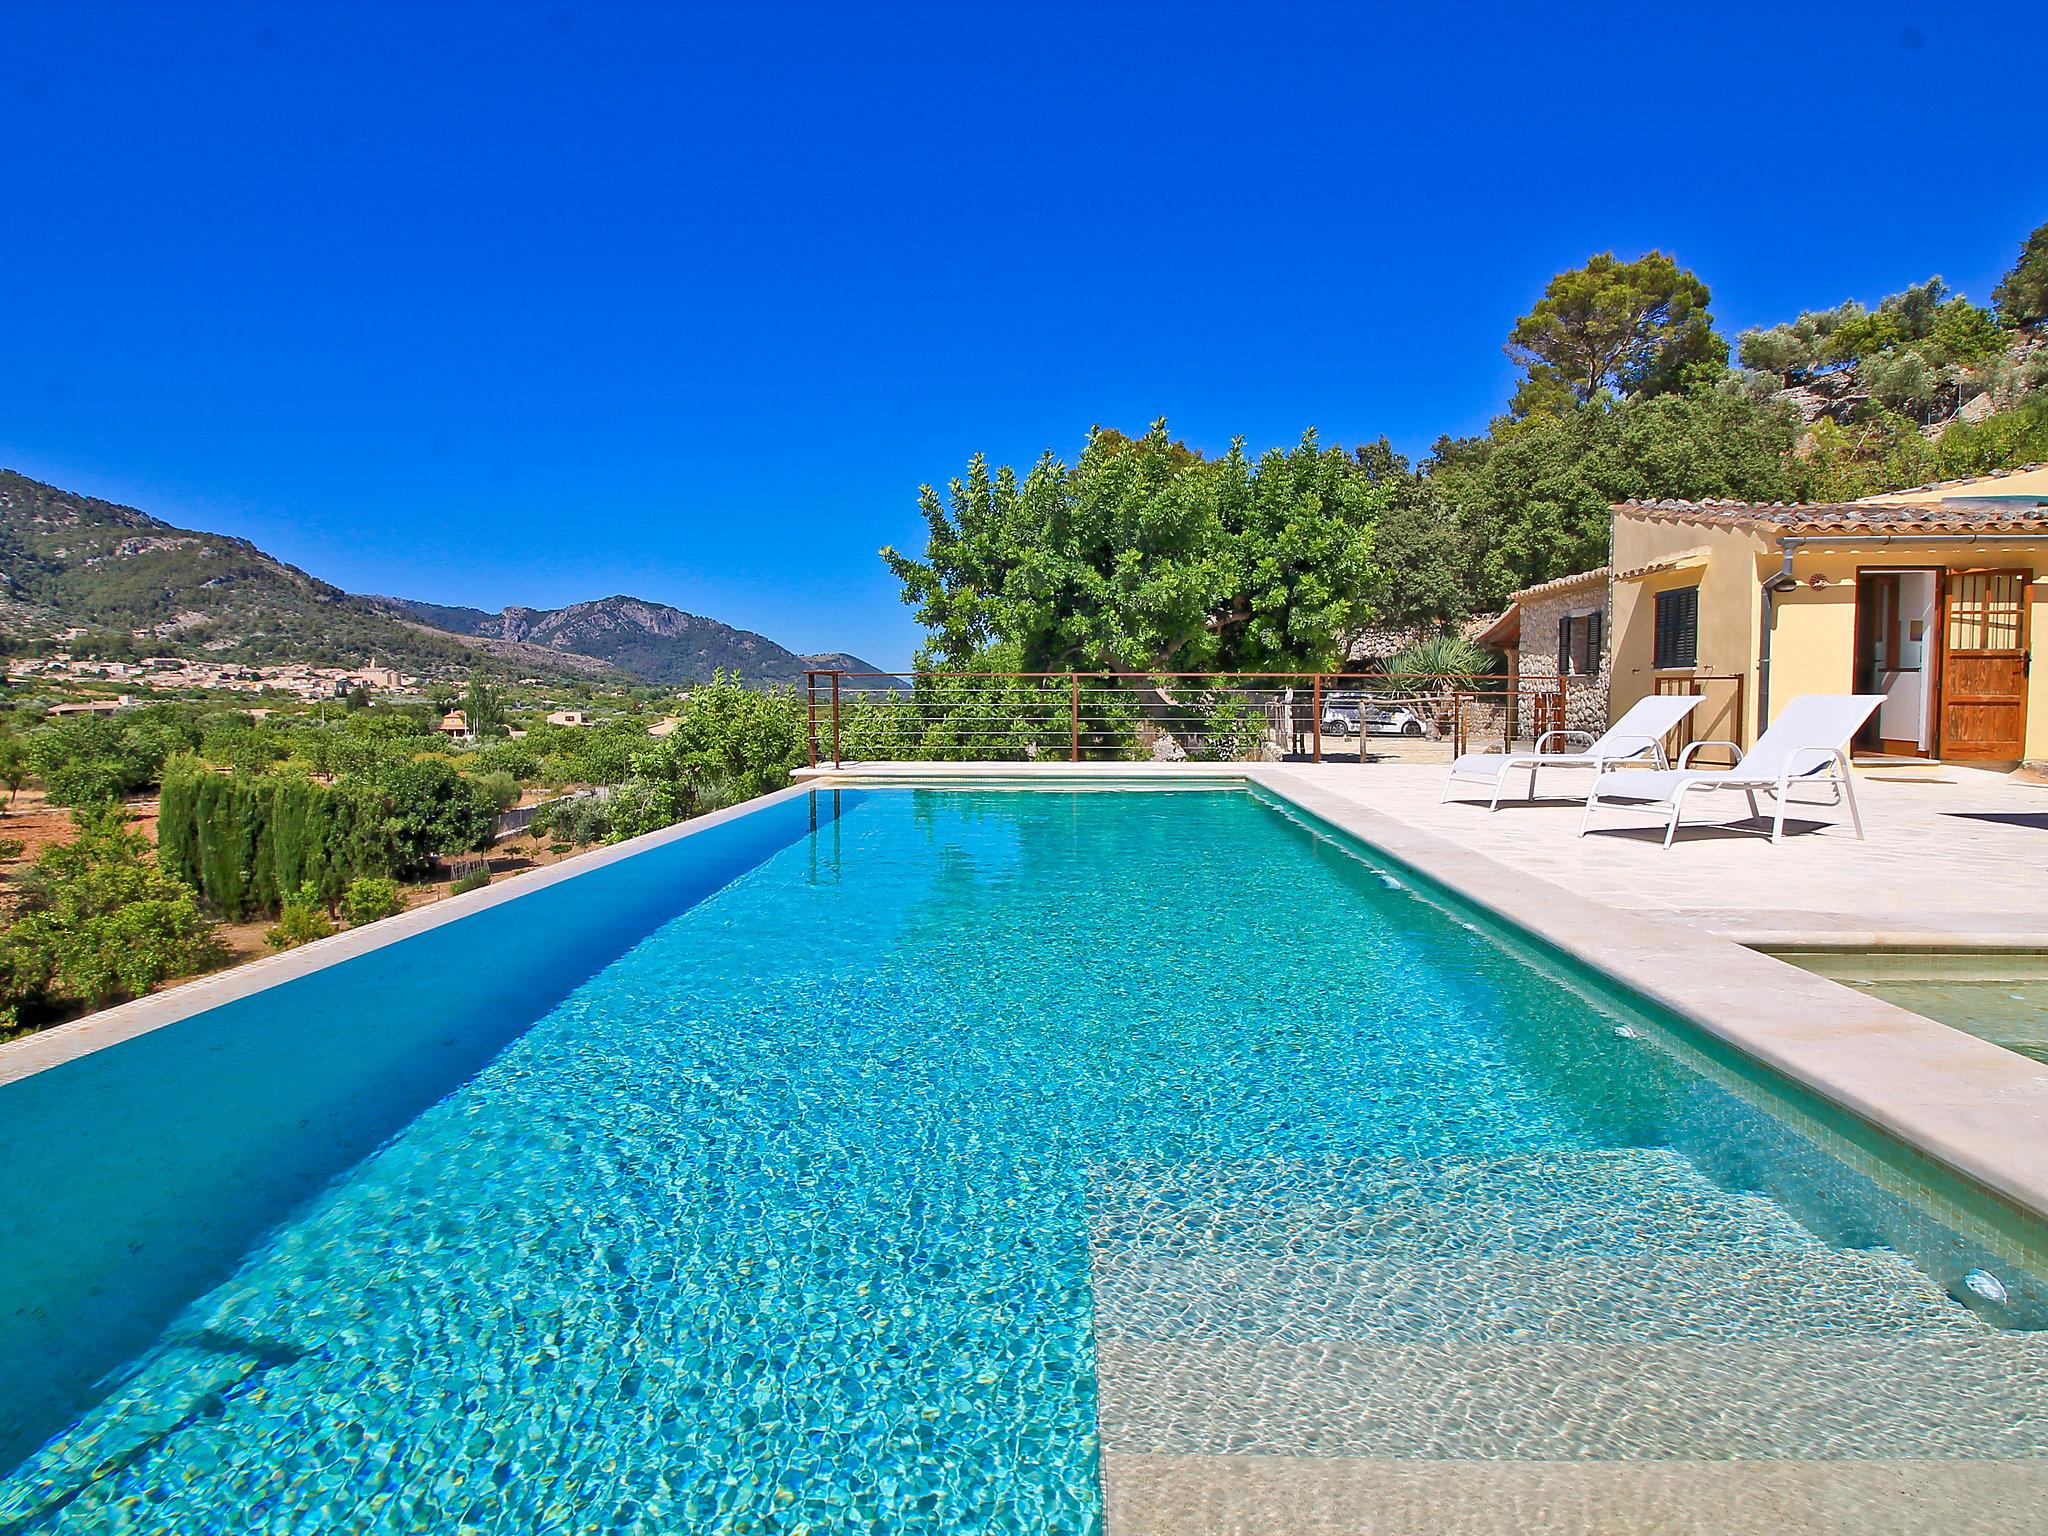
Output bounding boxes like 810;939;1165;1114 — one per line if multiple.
1093;1336;2048;1462
1087;1148;1853;1265
1099;1451;2048;1536
1086;1146;2000;1340
1091;1244;1976;1344
1087;1146;2048;1483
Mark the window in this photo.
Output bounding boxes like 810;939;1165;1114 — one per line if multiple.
1946;571;2025;653
1654;586;1699;670
1556;610;1603;676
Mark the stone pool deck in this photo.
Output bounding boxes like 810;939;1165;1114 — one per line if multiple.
802;758;2048;1535
1290;757;2048;947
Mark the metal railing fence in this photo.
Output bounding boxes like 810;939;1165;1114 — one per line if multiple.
1652;674;1747;768
803;670;1595;768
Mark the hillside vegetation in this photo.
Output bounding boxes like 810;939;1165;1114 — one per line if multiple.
0;472;598;680
1404;224;2048;620
0;472;885;685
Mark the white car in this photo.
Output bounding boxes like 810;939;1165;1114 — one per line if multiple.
1364;703;1427;738
1321;699;1428;738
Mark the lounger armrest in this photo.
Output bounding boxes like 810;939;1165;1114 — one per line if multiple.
1678;739;1742;769
1535;729;1594;755
1597;733;1663;761
1775;745;1845;785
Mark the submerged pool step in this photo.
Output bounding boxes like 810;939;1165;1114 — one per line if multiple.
1098;1451;2048;1536
1091;1244;1975;1344
1088;1145;1985;1341
1087;1147;1853;1266
1094;1336;2048;1462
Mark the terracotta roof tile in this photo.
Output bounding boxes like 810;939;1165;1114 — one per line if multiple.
1508;566;1609;601
1612;498;2048;534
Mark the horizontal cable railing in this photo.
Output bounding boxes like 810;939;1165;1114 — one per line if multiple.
803;671;1586;768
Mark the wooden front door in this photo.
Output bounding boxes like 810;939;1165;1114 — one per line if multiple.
1941;570;2030;761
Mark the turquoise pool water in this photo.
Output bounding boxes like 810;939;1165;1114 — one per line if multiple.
2;787;2046;1532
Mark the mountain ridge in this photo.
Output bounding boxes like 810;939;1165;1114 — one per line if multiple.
368;593;896;687
0;470;888;688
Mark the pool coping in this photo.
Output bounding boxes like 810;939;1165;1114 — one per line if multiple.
804;762;2048;1230
0;783;821;1090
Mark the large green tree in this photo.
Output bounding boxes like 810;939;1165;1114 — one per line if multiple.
883;421;1389;674
1506;251;1726;413
1425;388;1799;607
1993;220;2048;329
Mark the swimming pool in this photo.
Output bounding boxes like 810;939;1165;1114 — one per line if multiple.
1768;946;2048;1067
2;785;2045;1532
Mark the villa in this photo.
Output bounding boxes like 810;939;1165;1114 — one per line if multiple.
1608;466;2048;766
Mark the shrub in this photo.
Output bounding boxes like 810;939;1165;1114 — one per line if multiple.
532;793;611;846
656;675;807;797
4;805;224;1010
449;868;491;896
467;769;521;814
157;762;400;918
1188;699;1267;762
1386;633;1495;683
265;883;336;951
25;714;185;806
474;739;541;780
340;875;404;927
601;775;686;843
0;837;24;862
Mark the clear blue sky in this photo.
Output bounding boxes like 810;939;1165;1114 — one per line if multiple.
4;3;2044;667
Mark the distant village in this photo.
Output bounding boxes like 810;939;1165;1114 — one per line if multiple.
4;638;692;744
8;648;419;711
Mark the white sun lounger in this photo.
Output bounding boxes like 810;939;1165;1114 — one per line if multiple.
1441;693;1703;811
1579;693;1885;849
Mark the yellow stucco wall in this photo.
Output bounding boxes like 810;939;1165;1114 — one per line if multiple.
1772;539;2048;762
1609;515;1767;748
1610;508;2048;762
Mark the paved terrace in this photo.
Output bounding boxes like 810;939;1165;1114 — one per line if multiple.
1295;757;2048;946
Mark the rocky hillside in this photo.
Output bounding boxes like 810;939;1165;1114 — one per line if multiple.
0;470;888;687
372;594;895;688
0;470;551;676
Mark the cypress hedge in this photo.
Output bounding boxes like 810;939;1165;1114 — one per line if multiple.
158;763;401;920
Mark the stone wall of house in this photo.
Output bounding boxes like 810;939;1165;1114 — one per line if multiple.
1516;581;1610;736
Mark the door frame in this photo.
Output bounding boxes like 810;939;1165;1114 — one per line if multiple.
1852;564;1946;758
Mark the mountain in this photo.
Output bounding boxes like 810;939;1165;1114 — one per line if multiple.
0;469;571;677
371;594;900;688
0;469;891;688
